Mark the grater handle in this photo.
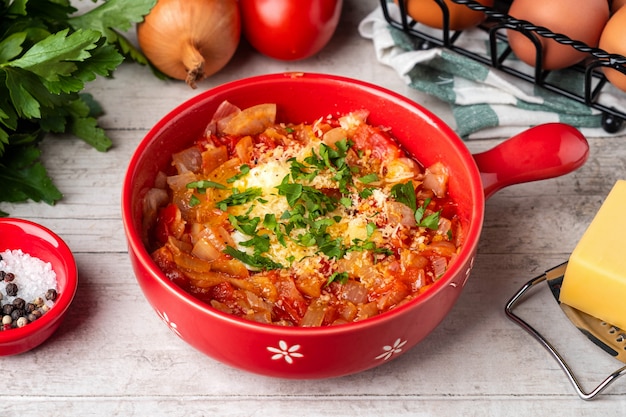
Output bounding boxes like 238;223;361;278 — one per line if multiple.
505;268;626;400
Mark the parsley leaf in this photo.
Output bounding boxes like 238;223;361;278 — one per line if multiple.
414;198;441;230
0;144;62;210
289;159;318;182
392;183;441;230
239;234;271;254
276;180;303;207
325;271;349;286
263;213;287;246
390;181;417;211
318;237;345;259
188;194;201;208
187;180;227;191
223;246;283;271
0;0;158;215
358;173;379;184
303;138;355;193
359;188;373;199
226;164;250;183
69;0;162;76
9;28;102;85
229;214;260;236
216;187;263;210
419;212;441;230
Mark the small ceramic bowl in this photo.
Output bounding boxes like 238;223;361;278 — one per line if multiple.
0;218;78;355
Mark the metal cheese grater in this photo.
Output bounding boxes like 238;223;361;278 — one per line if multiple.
505;262;626;400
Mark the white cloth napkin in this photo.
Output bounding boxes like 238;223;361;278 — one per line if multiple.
358;3;626;139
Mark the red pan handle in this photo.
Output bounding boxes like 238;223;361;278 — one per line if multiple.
472;123;590;200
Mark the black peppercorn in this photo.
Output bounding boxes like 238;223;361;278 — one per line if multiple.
5;282;18;296
12;297;25;310
10;308;24;321
0;271;5;281
2;304;13;315
25;303;36;313
45;288;57;301
4;272;15;282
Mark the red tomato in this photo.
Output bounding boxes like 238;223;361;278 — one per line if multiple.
240;0;343;61
351;124;405;160
155;203;185;244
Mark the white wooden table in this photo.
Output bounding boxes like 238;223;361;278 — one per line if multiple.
3;1;626;415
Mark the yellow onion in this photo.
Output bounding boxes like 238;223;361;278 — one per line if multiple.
137;0;241;88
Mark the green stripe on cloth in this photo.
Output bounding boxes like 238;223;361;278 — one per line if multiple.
437;50;491;84
406;60;457;103
388;23;428;52
452;104;500;138
559;113;603;129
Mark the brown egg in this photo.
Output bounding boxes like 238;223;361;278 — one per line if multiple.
611;0;626;13
599;6;626;92
507;0;609;70
402;0;495;31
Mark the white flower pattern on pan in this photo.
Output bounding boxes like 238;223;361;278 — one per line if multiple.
157;309;181;338
268;340;304;364
375;338;407;361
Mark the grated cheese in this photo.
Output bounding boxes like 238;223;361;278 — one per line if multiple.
149;106;462;326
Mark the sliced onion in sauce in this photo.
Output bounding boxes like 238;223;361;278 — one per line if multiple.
191;237;222;261
220;103;277;136
431;256;448;278
300;300;327;327
423;162;449;198
340;280;368;304
172;146;202;174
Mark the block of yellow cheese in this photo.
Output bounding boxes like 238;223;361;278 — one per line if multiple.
559;180;626;330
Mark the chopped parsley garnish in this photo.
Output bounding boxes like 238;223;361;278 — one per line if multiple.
215;137;436;269
390;181;417;211
226;164;251;183
289;159;319;182
303;138;355;193
263;213;287;246
276;180;303;207
187;180;227;191
239;234;272;254
414;198;441;230
391;182;441;230
187;180;227;207
366;222;377;238
216;187;263;211
229;214;260;235
189;195;201;207
359;188;374;199
339;197;353;208
223;246;283;271
326;271;349;286
318;237;345;259
358;173;379;184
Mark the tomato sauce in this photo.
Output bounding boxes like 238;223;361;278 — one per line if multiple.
144;103;463;326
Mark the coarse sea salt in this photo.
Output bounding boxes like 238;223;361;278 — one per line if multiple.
0;249;58;305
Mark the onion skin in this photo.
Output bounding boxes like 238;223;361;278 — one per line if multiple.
137;0;241;88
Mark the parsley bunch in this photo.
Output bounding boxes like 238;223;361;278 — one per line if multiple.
0;0;157;216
